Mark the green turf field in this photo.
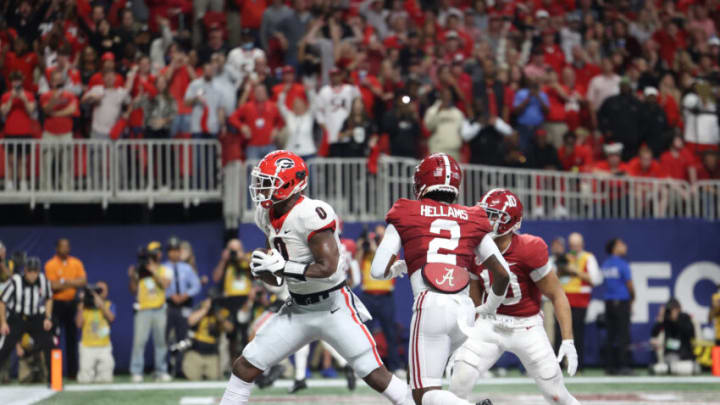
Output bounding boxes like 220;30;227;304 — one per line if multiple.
4;372;719;405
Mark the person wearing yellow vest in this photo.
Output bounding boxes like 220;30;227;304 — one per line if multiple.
710;286;720;345
182;297;234;380
556;232;603;373
357;226;402;374
75;281;115;383
128;241;172;383
212;239;254;361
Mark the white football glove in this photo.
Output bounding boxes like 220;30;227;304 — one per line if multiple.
388;259;408;279
557;339;578;376
250;249;286;276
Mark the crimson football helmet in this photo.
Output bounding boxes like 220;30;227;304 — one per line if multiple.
250;150;308;208
413;153;463;199
478;188;523;235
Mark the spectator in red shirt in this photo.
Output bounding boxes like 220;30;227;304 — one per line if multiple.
541;29;566;74
543;69;570;149
627;144;666;178
229;85;281;160
2;37;38;92
88;52;125;88
38;45;82;96
1;71;37;191
591;143;628;175
237;0;267;32
40;70;80;191
697;150;720;180
558;131;593;171
271;66;307;111
660;135;698;182
127;55;158;138
161;49;197;138
570;46;601;90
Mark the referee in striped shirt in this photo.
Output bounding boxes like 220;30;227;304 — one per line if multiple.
0;256;54;380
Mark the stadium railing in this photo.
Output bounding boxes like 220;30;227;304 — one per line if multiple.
0;139;717;221
114;139;221;207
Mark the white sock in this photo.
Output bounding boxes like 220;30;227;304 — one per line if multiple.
219;374;253;405
295;344;310;381
322;341;348;368
381;375;414;405
421;390;473;405
535;373;580;405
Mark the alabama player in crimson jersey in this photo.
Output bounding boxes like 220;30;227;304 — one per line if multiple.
219;150;413;405
449;189;580;405
370;153;511;405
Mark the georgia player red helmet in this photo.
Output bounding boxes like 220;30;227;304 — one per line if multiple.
413;153;463;199
478;188;523;235
250;150;308;208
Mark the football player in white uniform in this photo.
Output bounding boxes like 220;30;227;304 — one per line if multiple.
219;150;413;405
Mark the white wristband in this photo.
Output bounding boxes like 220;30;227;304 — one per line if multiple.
284;261;308;280
484;288;505;312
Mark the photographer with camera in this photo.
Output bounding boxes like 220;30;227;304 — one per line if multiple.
75;281;115;383
164;236;201;378
650;298;696;375
181;295;234;381
0;257;54;383
212;239;254;360
128;241;172;383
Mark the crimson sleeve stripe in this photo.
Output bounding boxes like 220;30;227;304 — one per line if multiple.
307;219;336;242
340;287;383;368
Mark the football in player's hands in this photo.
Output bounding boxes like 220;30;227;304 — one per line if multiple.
251;248;286;276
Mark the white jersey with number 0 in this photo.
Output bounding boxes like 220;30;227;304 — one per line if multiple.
255;196;345;295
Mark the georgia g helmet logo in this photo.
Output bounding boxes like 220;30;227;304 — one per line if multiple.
275;158;295;169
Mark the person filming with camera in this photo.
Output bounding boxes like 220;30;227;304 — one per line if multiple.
212;239;254;360
0;257;54;382
181;294;234;381
128;241;172;383
76;281;115;382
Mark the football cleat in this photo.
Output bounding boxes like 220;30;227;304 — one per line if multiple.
256;364;285;389
476;399;493;405
289;379;308;394
344;365;357;391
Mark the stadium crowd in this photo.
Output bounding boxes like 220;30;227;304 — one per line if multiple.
2;0;720;194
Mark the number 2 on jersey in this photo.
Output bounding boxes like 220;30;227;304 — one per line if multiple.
427;219;460;265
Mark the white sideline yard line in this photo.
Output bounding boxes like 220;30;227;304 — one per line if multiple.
1;387;56;405
52;376;720;392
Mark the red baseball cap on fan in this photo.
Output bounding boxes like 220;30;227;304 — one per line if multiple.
101;52;115;62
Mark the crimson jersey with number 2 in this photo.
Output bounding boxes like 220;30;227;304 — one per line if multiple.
472;233;551;317
385;198;492;275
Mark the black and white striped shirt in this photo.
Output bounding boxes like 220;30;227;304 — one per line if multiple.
0;273;52;317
